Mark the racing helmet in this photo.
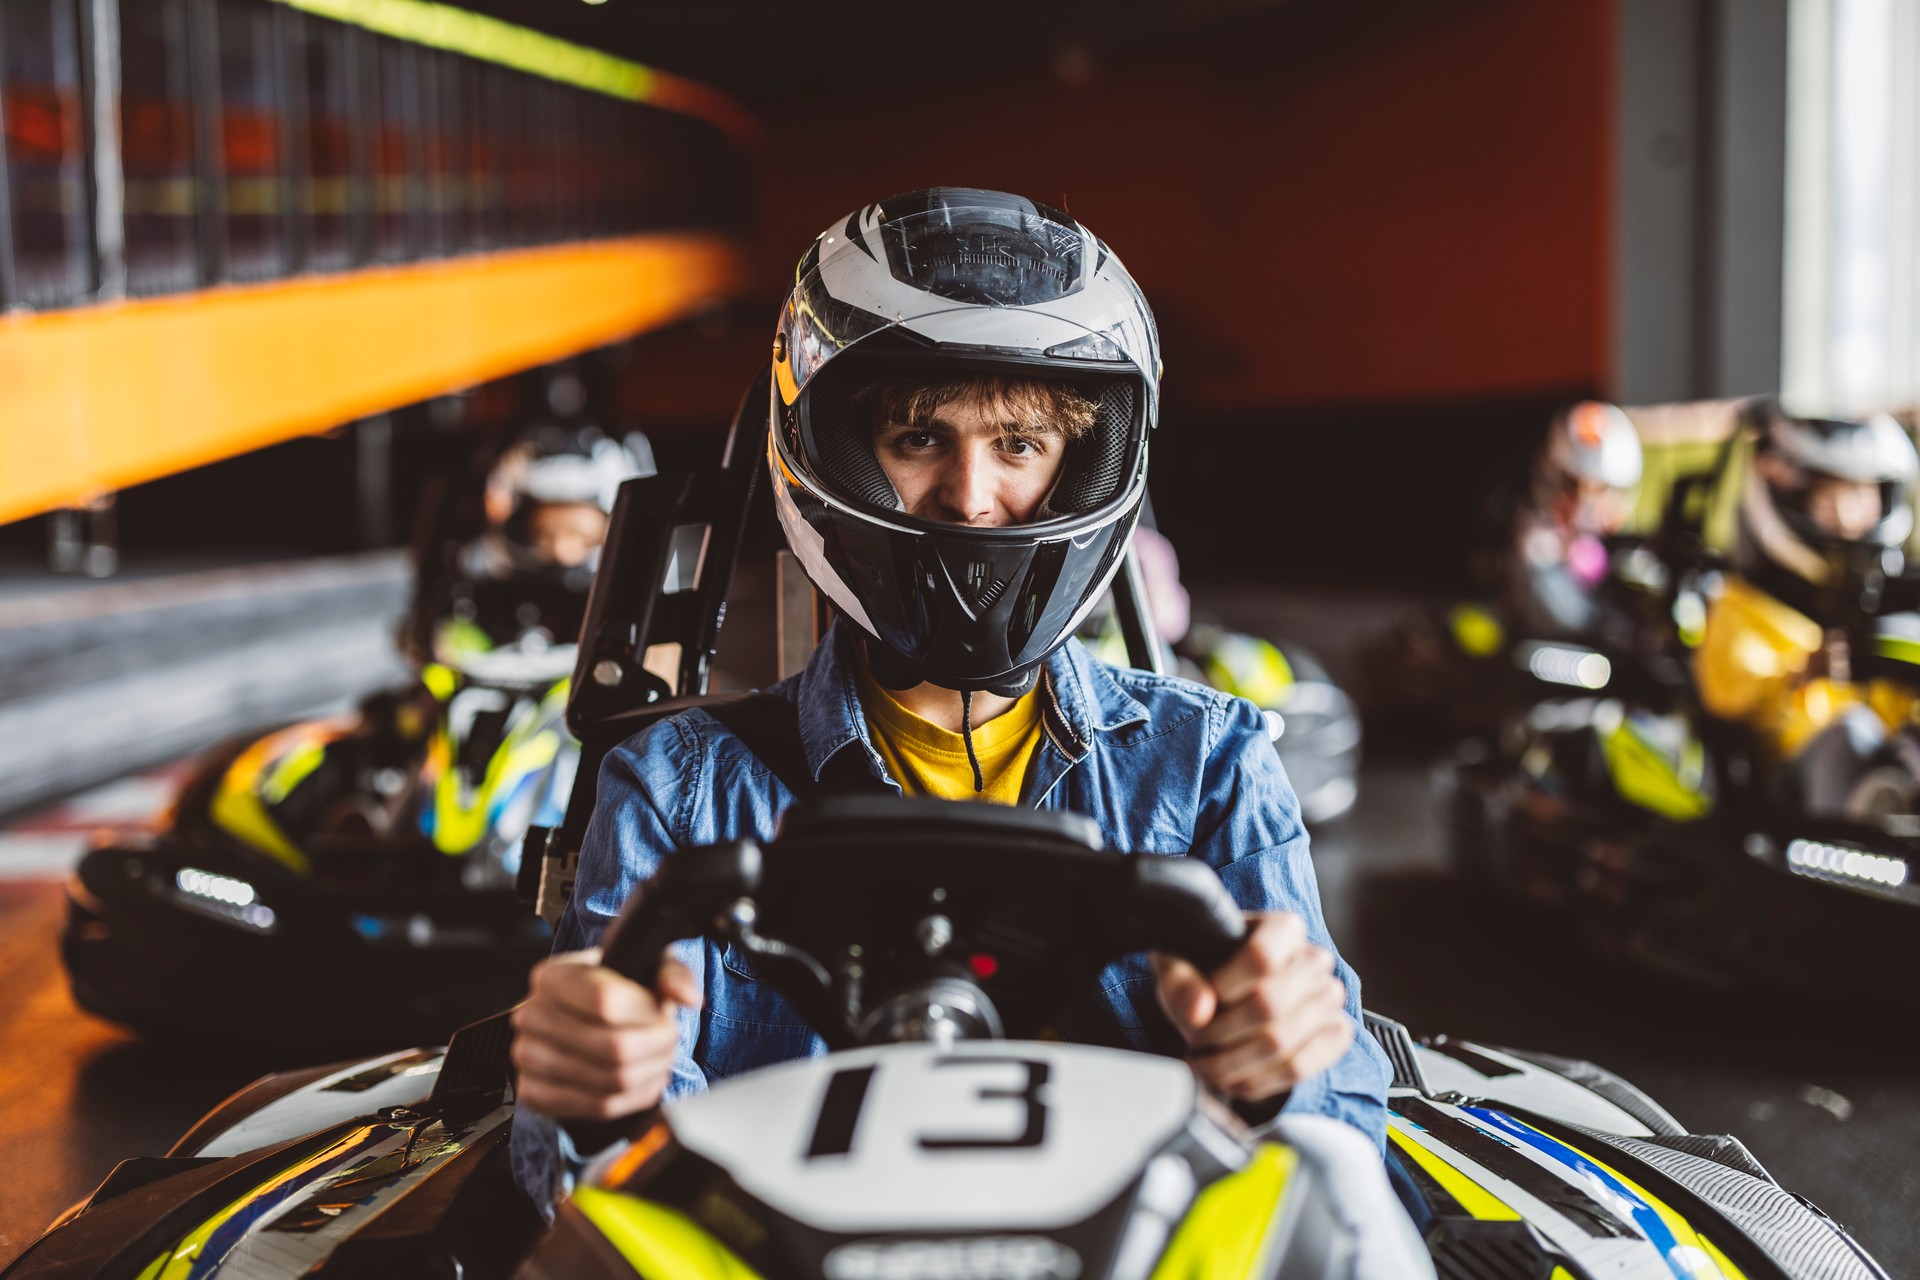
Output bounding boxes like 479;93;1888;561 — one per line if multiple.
1533;401;1643;536
1736;397;1918;596
484;424;656;573
767;188;1160;695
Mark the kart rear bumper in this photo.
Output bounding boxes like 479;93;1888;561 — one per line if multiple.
62;837;552;1049
1448;759;1920;997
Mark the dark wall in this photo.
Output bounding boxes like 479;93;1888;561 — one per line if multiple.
746;0;1613;411
624;0;1616;588
1149;389;1590;590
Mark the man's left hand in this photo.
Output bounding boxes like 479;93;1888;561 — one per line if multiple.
1152;911;1354;1102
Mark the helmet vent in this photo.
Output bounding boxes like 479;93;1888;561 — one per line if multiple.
804;368;902;511
1049;381;1136;515
963;561;1009;610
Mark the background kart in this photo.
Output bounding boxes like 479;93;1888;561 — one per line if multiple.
1440;694;1920;999
60;515;588;1051
1358;535;1680;740
1088;619;1364;828
1439;460;1920;999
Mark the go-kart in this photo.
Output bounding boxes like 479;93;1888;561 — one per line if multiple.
1360;535;1679;740
7;374;1892;1279
1439;633;1920;996
1439;468;1920;996
4;799;1890;1280
59;516;589;1051
1076;511;1361;827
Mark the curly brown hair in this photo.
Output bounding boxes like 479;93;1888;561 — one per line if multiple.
853;374;1098;441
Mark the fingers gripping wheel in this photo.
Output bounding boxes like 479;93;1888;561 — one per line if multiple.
563;841;765;1154
577;798;1248;1143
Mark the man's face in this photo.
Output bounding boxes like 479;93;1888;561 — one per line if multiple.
1805;477;1884;541
1553;477;1634;539
526;501;610;568
873;395;1068;526
1756;453;1887;542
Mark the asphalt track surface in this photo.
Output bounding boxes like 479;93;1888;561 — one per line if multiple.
1;749;1916;1273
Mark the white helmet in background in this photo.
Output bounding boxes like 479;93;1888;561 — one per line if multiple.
1738;397;1918;599
485;425;655;572
1532;401;1643;538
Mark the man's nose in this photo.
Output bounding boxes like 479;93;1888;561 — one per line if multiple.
939;443;999;524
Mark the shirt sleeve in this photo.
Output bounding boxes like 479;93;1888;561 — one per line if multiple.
509;727;711;1218
1186;693;1391;1149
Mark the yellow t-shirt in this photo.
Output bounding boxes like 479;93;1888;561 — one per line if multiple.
857;661;1044;805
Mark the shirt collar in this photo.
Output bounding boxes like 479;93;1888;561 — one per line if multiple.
794;621;1151;781
1048;632;1153;737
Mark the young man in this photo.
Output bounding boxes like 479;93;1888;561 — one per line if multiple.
509;188;1391;1210
1695;399;1920;781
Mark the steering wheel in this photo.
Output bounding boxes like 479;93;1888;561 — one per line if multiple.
568;796;1247;1148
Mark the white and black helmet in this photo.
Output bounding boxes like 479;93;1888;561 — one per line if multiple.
489;427;655;523
768;188;1160;695
484;424;655;578
1739;397;1918;591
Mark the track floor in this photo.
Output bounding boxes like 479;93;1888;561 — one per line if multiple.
0;880;285;1266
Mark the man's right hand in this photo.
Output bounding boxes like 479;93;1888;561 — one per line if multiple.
510;948;702;1121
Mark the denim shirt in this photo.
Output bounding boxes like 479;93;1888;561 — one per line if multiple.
511;621;1390;1211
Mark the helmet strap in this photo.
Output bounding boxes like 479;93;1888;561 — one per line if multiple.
960;690;985;794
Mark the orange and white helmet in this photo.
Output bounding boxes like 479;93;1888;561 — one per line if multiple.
1532;402;1643;536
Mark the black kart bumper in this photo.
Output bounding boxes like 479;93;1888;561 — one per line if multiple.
1447;757;1920;998
62;837;552;1050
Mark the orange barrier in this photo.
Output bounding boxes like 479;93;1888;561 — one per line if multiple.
0;233;748;526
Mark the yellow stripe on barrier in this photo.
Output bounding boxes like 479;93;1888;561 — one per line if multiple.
1876;633;1920;667
209;733;315;874
1601;719;1713;822
0;234;748;527
271;0;758;146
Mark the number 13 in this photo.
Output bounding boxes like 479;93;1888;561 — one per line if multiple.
805;1057;1051;1160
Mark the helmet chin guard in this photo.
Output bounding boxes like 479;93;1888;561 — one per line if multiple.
863;638;1042;699
765;188;1160;693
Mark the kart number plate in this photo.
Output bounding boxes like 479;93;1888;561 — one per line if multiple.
662;1042;1197;1232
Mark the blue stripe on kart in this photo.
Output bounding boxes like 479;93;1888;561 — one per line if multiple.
188;1127;392;1277
1462;1106;1693;1278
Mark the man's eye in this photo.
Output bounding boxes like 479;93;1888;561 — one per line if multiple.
1001;436;1044;457
902;432;938;449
